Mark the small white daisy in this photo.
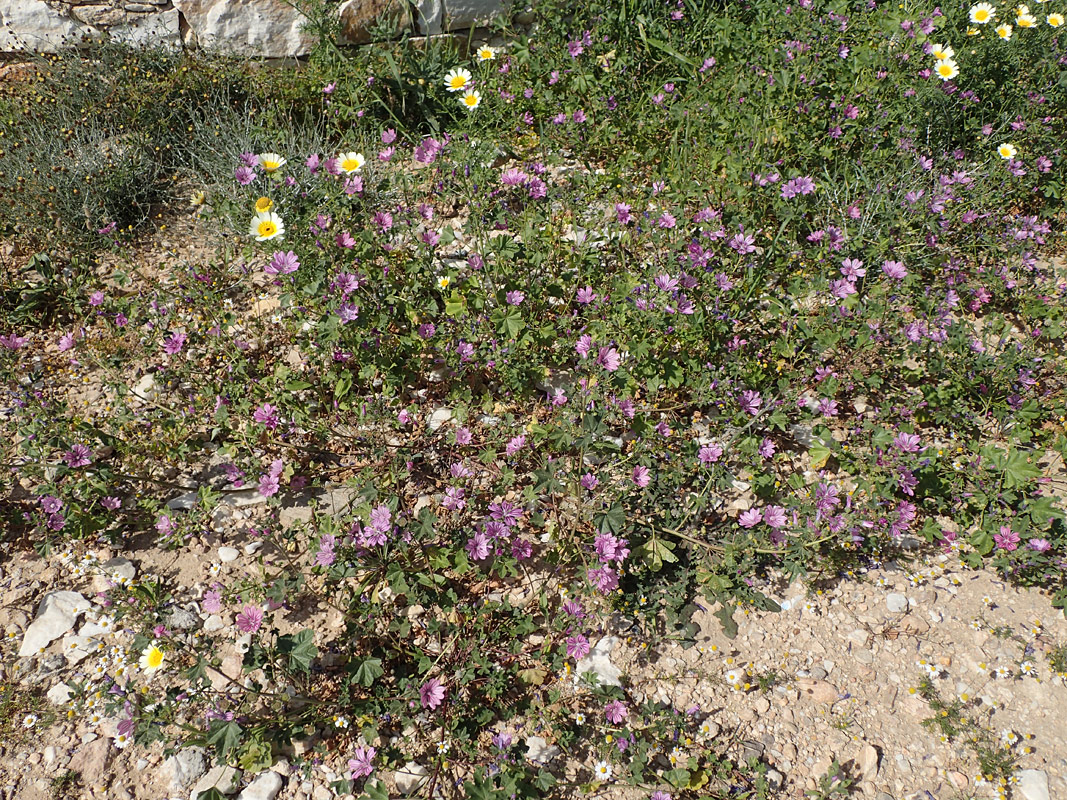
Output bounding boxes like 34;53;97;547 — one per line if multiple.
593;760;612;780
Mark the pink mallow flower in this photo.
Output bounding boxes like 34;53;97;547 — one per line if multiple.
420;678;446;710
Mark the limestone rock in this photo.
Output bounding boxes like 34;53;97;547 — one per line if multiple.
442;0;504;28
190;766;242;799
575;635;622;687
412;0;442;33
19;591;90;657
796;678;839;704
237;770;283;800
0;0;92;52
218;546;240;563
393;763;429;795
173;0;317;58
885;593;908;613
68;738;111;786
1017;770;1049;800
164;747;207;791
524;735;559;764
337;0;408;44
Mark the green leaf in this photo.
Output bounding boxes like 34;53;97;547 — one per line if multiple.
196;790;226;800
1028;496;1060;526
206;720;242;759
277;629;317;674
352;657;384;688
285;380;313;392
334;371;353;400
1003;449;1041;489
595;502;626;535
714;605;738;639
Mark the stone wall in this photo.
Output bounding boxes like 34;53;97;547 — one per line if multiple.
0;0;506;57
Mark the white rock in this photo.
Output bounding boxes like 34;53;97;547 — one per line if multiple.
412;0;442;33
218;547;240;563
394;763;429;795
524;735;559;764
427;406;453;432
237;771;284;800
0;0;92;51
47;682;73;705
1017;770;1049;800
167;491;200;511
61;634;96;664
131;373;159;401
19;591;90;657
163;747;207;791
109;7;180;47
885;593;908;613
203;615;226;632
190;765;242;799
575;635;622;687
173;0;316;57
244;542;263;555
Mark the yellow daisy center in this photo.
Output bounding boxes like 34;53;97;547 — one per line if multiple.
464;95;478;107
258;221;277;237
449;76;467;89
255;197;273;212
975;9;990;20
262;160;280;172
146;648;163;668
341;157;362;172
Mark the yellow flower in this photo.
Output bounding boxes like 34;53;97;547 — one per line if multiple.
967;25;981;34
138;642;165;675
1048;12;1064;25
1017;11;1037;25
254;196;273;213
998;143;1018;159
459;90;482;111
935;59;960;80
996;22;1013;36
930;43;955;60
249;211;285;241
475;45;497;61
190;190;207;207
437;276;451;289
443;67;472;93
970;2;996;23
257;152;286;172
337;152;365;174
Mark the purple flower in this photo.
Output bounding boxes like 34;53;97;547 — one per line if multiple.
64;444;92;468
581;473;599;490
414;137;442;165
253;403;280;430
738;390;762;416
780;176;816;199
315;534;337;567
442;486;466;511
632;466;651;488
455;427;472;445
235;166;256;185
882;259;907;280
102;496;121;511
0;333;28;349
466;531;490;560
1028;538;1051;552
235;605;264;633
893;432;921;453
506;290;525;306
347;745;376;780
596;346;621;372
576;286;597;304
40;495;63;514
492;733;512;751
89;291;105;306
604;699;628;724
202;591;222;614
993;526;1020;552
505;435;526;455
420;678;446;710
576;335;594;358
763;505;787;529
58;332;76;352
758;438;776;458
595;533;629;563
615;203;634;224
156;514;175;537
258;472;280;498
738;508;762;528
162;332;186;355
501;168;528;186
566;634;590;660
698;443;723;464
266;251;300;275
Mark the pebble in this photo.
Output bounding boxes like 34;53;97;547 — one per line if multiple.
886;593;909;613
18;591;90;657
393;763;428;796
237;771;284;800
1017;770;1050;800
218;547;240;563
